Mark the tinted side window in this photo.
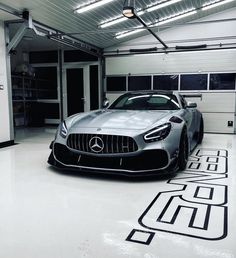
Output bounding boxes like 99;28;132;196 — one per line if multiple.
180;74;207;90
210;73;236;90
106;76;126;91
128;76;151;91
153;75;178;90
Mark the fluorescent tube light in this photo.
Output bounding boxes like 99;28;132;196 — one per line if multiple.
202;0;234;11
153;9;197;26
115;28;145;39
100;17;127;28
75;0;114;13
137;10;145;15
146;0;182;12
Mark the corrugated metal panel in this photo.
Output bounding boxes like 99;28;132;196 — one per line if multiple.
1;0;236;48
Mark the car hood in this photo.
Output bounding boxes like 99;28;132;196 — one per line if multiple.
71;109;174;130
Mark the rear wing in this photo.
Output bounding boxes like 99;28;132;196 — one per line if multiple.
181;93;202;100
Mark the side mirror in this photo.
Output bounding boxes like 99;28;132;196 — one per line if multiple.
186;101;197;108
103;99;109;109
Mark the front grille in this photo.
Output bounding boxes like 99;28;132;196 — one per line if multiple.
54;143;169;171
67;134;138;154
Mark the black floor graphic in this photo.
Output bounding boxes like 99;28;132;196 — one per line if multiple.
126;148;228;245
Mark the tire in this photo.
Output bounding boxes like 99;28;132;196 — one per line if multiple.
178;128;189;171
197;117;204;144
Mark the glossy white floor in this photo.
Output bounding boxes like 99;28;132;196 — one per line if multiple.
0;127;236;258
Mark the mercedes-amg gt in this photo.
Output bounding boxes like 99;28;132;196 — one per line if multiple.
48;91;204;175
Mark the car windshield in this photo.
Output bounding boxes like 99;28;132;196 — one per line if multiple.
109;93;180;110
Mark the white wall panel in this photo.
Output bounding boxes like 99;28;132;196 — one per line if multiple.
0;21;11;143
106;50;236;75
203;113;235;133
184;92;236;133
184;92;235;113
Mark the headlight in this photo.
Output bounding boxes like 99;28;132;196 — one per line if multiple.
60;121;68;138
144;123;171;142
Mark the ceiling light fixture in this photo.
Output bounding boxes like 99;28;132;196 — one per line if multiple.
146;0;182;12
75;0;113;14
201;0;234;11
99;0;183;28
122;0;137;18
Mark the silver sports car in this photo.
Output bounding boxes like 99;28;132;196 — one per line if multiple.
48;91;204;175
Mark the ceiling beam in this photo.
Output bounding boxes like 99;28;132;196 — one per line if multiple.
136;15;168;49
0;2;21;17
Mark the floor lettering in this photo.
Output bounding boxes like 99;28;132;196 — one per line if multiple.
126;148;228;245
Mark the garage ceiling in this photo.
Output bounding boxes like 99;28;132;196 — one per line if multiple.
0;9;17;21
1;0;236;49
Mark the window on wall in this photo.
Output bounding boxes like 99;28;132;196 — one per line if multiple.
106;76;126;92
153;75;178;90
90;65;99;110
210;73;236;90
64;50;98;62
29;51;58;63
34;67;58;99
128;76;151;91
180;74;207;91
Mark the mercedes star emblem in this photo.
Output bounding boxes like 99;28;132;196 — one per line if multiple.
89;136;104;153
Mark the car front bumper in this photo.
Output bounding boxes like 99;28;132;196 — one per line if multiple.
48;142;178;176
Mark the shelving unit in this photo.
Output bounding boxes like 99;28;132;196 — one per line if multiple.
12;74;58;126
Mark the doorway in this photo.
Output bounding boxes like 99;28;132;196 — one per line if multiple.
66;68;84;116
63;63;100;119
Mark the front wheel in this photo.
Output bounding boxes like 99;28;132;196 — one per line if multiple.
178;128;189;171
